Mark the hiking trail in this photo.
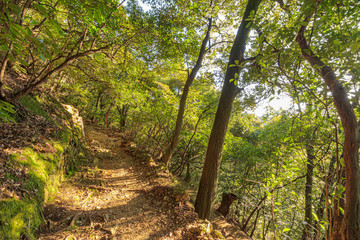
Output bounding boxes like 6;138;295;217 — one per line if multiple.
39;124;251;240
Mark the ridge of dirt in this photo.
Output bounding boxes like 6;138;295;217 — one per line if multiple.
0;105;59;201
212;216;252;240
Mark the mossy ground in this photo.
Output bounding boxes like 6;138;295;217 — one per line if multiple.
0;94;85;239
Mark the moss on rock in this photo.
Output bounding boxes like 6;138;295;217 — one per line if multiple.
0;95;86;239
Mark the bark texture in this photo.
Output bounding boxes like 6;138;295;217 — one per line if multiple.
315;156;336;239
163;18;212;168
217;193;238;217
117;104;129;128
302;144;314;240
8;47;108;102
296;12;360;240
194;0;262;220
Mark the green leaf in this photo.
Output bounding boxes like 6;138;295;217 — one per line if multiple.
350;42;360;53
339;207;344;215
39;52;46;62
282;228;290;233
303;48;312;56
33;3;49;17
8;3;21;14
18;57;29;66
49;19;63;33
300;21;309;26
312;212;319;222
0;100;16;122
283;137;291;142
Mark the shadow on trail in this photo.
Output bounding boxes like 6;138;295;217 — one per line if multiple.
41;185;197;239
39;124;197;239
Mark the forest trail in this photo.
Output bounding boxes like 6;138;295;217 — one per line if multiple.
38;124;251;240
39;124;198;240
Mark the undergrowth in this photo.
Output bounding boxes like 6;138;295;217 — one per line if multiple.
0;95;86;239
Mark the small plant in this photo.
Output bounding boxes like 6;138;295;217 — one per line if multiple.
0;100;16;123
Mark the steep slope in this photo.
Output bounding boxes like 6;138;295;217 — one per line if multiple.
0;95;86;240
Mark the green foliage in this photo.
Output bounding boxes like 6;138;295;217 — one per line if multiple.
0;0;358;238
0;95;85;239
0;100;16;122
19;95;52;121
0;198;42;240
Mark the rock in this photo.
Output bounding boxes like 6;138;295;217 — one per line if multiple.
100;227;117;235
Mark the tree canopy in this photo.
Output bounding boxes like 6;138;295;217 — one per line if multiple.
1;0;360;239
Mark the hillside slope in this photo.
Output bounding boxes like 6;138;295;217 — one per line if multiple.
0;95;86;239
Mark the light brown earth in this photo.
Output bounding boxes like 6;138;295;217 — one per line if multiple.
38;124;252;240
38;124;198;240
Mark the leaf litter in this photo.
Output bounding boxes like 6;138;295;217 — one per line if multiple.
38;124;217;240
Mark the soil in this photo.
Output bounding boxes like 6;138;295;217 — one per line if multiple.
38;124;199;240
0;107;58;201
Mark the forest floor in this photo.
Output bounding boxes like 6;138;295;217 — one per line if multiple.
38;124;250;240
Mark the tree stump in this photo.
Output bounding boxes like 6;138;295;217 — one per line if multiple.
217;193;238;217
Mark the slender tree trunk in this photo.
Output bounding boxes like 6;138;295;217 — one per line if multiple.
163;18;212;168
7;46;108;102
250;207;261;238
194;0;262;220
315;156;336;239
296;8;360;240
332;168;346;240
117;104;128;128
317;156;336;219
0;1;28;99
184;161;191;182
302;144;314;240
104;99;114;127
242;193;267;231
0;43;12;99
91;89;104;121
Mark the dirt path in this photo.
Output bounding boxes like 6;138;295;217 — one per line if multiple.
39;125;197;240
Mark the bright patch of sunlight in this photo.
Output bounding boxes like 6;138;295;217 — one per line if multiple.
252;94;292;117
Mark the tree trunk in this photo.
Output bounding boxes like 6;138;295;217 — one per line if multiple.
302;144;314;240
315;155;336;239
7;46;108;102
296;10;360;240
250;207;261;238
332;168;346;240
314;156;336;239
92;89;104;121
163;18;212;168
194;0;262;220
184;161;191;182
217;193;238;217
0;43;12;99
118;104;128;128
